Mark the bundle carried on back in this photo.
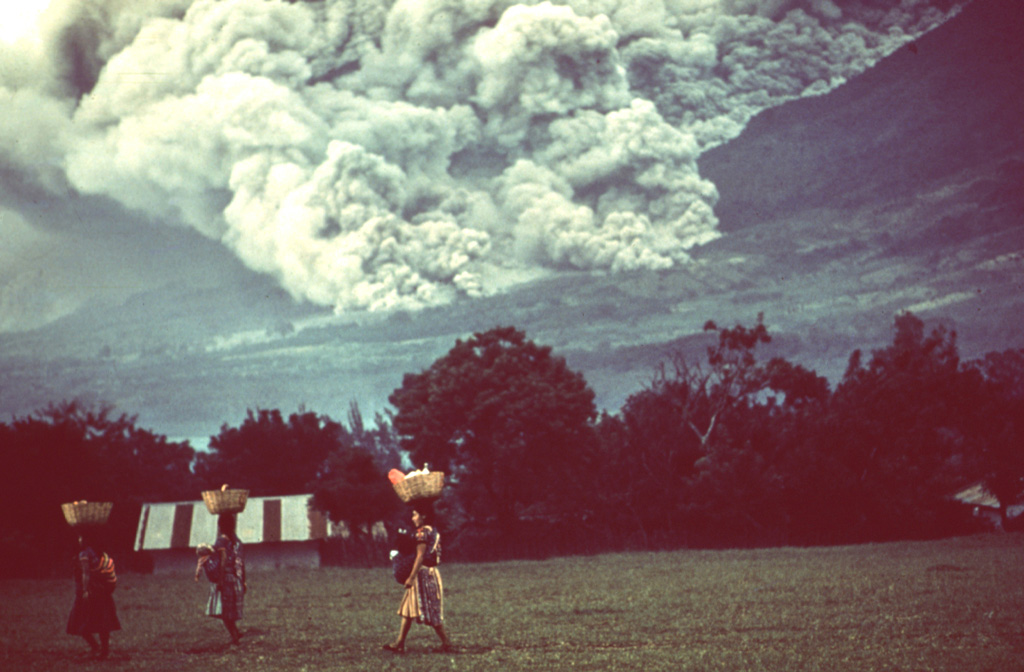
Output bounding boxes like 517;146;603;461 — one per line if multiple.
389;529;417;584
195;543;222;583
93;552;117;592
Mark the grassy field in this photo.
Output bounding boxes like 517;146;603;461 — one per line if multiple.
1;534;1021;671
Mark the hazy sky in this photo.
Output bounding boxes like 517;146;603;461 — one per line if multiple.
0;0;964;334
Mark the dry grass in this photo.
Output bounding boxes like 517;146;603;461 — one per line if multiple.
2;534;1022;671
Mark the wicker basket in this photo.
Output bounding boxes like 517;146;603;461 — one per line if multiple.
201;486;249;515
61;501;113;527
393;472;445;503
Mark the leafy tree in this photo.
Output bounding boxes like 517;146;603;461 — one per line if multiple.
966;348;1024;527
615;364;712;543
826;312;971;540
388;326;598;529
311;443;397;534
0;400;196;577
195;408;341;495
686;401;789;544
703;314;773;401
615;314;801;545
763;358;830;409
310;403;403;535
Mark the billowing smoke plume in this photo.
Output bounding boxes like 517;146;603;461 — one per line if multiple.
0;0;962;313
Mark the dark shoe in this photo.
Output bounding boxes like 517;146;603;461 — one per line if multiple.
382;643;405;654
432;644;454;653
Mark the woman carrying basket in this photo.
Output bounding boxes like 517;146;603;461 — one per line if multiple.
207;513;246;644
383;501;453;653
66;529;120;660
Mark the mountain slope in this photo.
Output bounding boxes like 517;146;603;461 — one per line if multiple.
699;0;1024;229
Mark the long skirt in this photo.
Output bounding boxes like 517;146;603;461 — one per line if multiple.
207;575;244;621
67;590;121;635
398;566;443;626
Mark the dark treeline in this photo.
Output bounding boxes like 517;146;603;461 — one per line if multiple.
2;312;1022;577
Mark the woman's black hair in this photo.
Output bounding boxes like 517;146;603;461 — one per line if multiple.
410;500;436;524
218;513;238;540
77;526;101;550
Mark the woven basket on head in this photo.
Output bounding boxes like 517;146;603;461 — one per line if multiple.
61;501;113;527
393;472;445;503
201;486;249;515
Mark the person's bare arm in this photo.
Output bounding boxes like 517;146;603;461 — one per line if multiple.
404;543;427;589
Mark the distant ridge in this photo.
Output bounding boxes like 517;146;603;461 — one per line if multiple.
699;0;1024;230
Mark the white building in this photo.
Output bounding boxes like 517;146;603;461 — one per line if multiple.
951;482;1024;531
134;493;372;573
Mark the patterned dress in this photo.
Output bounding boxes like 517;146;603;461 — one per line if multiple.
397;525;444;626
207;534;245;621
66;547;121;635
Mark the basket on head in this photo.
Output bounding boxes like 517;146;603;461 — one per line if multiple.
61;501;113;527
393;472;445;503
201;486;249;515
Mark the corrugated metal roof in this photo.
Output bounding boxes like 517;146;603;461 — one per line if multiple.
952;482;1001;509
134;494;334;551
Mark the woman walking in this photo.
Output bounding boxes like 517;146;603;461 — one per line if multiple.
66;529;120;660
207;513;246;644
383;502;452;653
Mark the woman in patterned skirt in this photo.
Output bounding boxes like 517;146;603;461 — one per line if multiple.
207;513;246;644
66;529;120;660
383;502;453;653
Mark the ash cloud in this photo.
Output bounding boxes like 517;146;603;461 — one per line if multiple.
0;0;962;315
